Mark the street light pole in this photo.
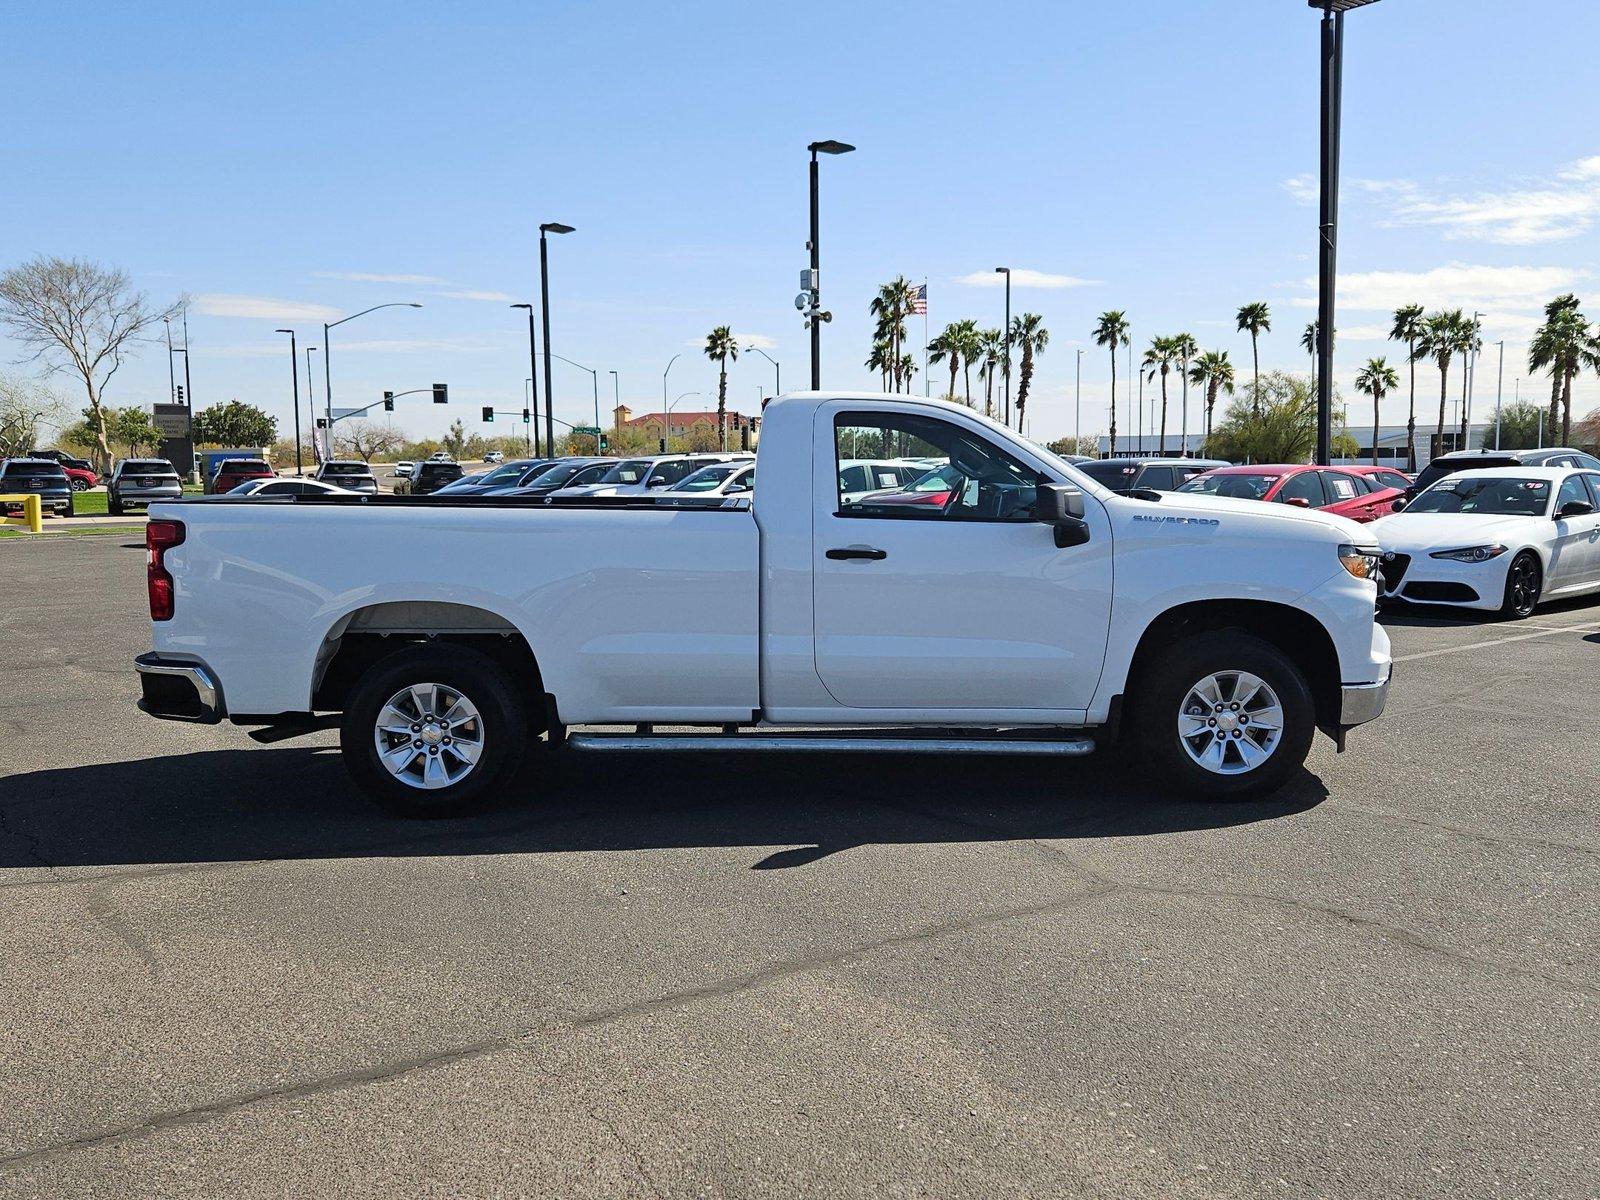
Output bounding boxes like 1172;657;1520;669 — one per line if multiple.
538;222;575;456
806;140;854;390
661;353;680;451
323;302;423;460
274;329;303;475
1075;348;1083;449
608;371;619;441
749;346;780;397
163;317;177;403
1311;0;1381;465
995;267;1011;427
509;303;542;457
1494;339;1505;450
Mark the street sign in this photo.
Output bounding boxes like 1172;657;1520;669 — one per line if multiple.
153;403;190;436
572;425;601;436
330;407;363;420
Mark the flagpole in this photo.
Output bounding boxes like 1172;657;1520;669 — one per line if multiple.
922;277;930;398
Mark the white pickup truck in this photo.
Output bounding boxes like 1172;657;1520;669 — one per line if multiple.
135;392;1391;815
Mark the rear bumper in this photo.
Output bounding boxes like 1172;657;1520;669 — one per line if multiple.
134;653;225;723
114;487;183;503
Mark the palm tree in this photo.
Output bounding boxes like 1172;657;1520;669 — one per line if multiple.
1170;332;1198;453
954;320;983;408
896;352;918;395
1093;311;1130;456
975;328;1005;418
703;325;739;450
1188;350;1235;446
865;337;892;391
1301;321;1318;388
1009;313;1049;434
927;324;963;401
1354;358;1399;466
1529;296;1600;446
1235;302;1271;414
1456;315;1482;448
1388;303;1425;471
1415;310;1468;454
1142;336;1177;454
868;277;920;392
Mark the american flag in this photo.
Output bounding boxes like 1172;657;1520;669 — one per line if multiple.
910;282;927;315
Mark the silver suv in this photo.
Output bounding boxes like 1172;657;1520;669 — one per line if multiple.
108;458;183;514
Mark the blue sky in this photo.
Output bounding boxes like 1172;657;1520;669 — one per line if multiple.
4;0;1597;444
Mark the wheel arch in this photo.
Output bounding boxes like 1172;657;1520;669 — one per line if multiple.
1123;598;1343;733
311;601;552;731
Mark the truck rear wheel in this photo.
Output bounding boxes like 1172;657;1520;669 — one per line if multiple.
340;644;526;817
1135;631;1314;801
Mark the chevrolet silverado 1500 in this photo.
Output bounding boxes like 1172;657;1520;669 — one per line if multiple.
134;393;1391;815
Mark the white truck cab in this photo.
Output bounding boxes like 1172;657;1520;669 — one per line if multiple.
135;392;1390;816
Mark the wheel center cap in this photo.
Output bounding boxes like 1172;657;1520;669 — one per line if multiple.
1217;711;1239;733
420;721;444;745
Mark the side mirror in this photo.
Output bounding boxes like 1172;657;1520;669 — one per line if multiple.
646;477;669;488
725;482;751;494
1390;497;1408;513
1036;483;1085;522
1285;496;1312;508
1558;499;1595;518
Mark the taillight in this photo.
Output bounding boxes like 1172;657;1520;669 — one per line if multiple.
147;519;185;621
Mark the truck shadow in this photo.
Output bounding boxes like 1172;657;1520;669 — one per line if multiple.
0;745;1326;872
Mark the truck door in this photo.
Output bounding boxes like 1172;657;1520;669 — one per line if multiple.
810;405;1113;713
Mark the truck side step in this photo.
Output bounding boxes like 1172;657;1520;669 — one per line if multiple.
566;732;1095;757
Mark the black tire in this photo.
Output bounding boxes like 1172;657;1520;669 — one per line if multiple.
1498;552;1541;621
1134;630;1316;802
340;643;527;817
108;495;123;516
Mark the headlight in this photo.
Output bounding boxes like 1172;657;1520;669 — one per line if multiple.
1429;544;1507;563
1338;543;1381;580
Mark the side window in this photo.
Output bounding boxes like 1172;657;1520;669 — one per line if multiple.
1556;475;1590;514
1139;466;1176;490
834;412;1044;521
1175;466;1210;487
1584;474;1600;509
1323;472;1361;502
651;460;696;487
1275;472;1325;507
838;465;870;493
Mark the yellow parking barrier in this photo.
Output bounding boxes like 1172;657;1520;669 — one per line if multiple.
0;494;43;534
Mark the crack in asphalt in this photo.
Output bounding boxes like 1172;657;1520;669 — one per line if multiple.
1331;800;1598;858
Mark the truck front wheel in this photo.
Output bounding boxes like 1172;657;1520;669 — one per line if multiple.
340;644;526;817
1136;631;1315;801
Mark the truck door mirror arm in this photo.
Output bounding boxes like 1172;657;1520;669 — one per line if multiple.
1036;483;1090;548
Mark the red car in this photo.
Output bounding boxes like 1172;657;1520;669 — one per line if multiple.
209;458;275;494
1175;464;1405;523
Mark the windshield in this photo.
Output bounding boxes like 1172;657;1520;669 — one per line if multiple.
124;460;173;471
1076;461;1139;488
1406;476;1551;516
1413;456;1517;492
524;461;587;488
670;464;737;491
1177;473;1279;500
4;463;66;478
479;462;532;485
598;459;652;485
322;463;368;476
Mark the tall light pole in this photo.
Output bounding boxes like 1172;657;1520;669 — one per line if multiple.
273;329;303;475
304;346;318;463
608;370;619;435
1494;339;1505;450
661;353;680;451
538;222;575;456
994;267;1011;426
509;303;542;457
324;302;422;458
1466;309;1483;446
806;140;854;390
1075;348;1083;448
749;346;780;397
665;391;701;450
538;351;602;453
163;316;177;403
1311;0;1382;465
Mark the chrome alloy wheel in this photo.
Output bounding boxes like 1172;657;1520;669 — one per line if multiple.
1177;670;1284;776
372;682;485;790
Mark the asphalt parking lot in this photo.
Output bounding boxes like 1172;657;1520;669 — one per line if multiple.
1;535;1595;1199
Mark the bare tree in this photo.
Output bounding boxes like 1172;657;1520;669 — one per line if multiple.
332;418;404;462
0;257;180;470
0;373;67;457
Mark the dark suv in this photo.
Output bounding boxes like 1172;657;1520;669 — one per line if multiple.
405;460;465;495
1409;447;1600;497
0;457;73;518
1075;456;1230;494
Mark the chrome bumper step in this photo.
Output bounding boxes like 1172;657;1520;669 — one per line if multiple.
566;732;1095;757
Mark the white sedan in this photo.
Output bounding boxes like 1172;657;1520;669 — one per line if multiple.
1371;466;1600;618
228;478;358;497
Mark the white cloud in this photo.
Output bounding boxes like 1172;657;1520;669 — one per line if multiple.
438;289;517;302
194;294;341;321
1364;155;1600;245
680;332;778;351
1291;263;1590;314
954;269;1097;290
1282;173;1318;206
314;271;448;285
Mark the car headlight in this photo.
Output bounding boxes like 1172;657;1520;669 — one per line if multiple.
1429;544;1507;563
1338;543;1381;580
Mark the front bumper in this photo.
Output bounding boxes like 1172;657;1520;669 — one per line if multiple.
1340;668;1391;727
135;653;225;723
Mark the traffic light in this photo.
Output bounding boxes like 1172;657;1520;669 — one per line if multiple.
522;409;530;424
739;424;750;450
175;385;184;402
315;418;327;430
658;438;666;454
383;391;395;412
598;434;608;452
482;407;494;423
432;383;448;404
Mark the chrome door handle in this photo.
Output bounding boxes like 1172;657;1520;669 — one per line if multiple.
826;546;887;561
